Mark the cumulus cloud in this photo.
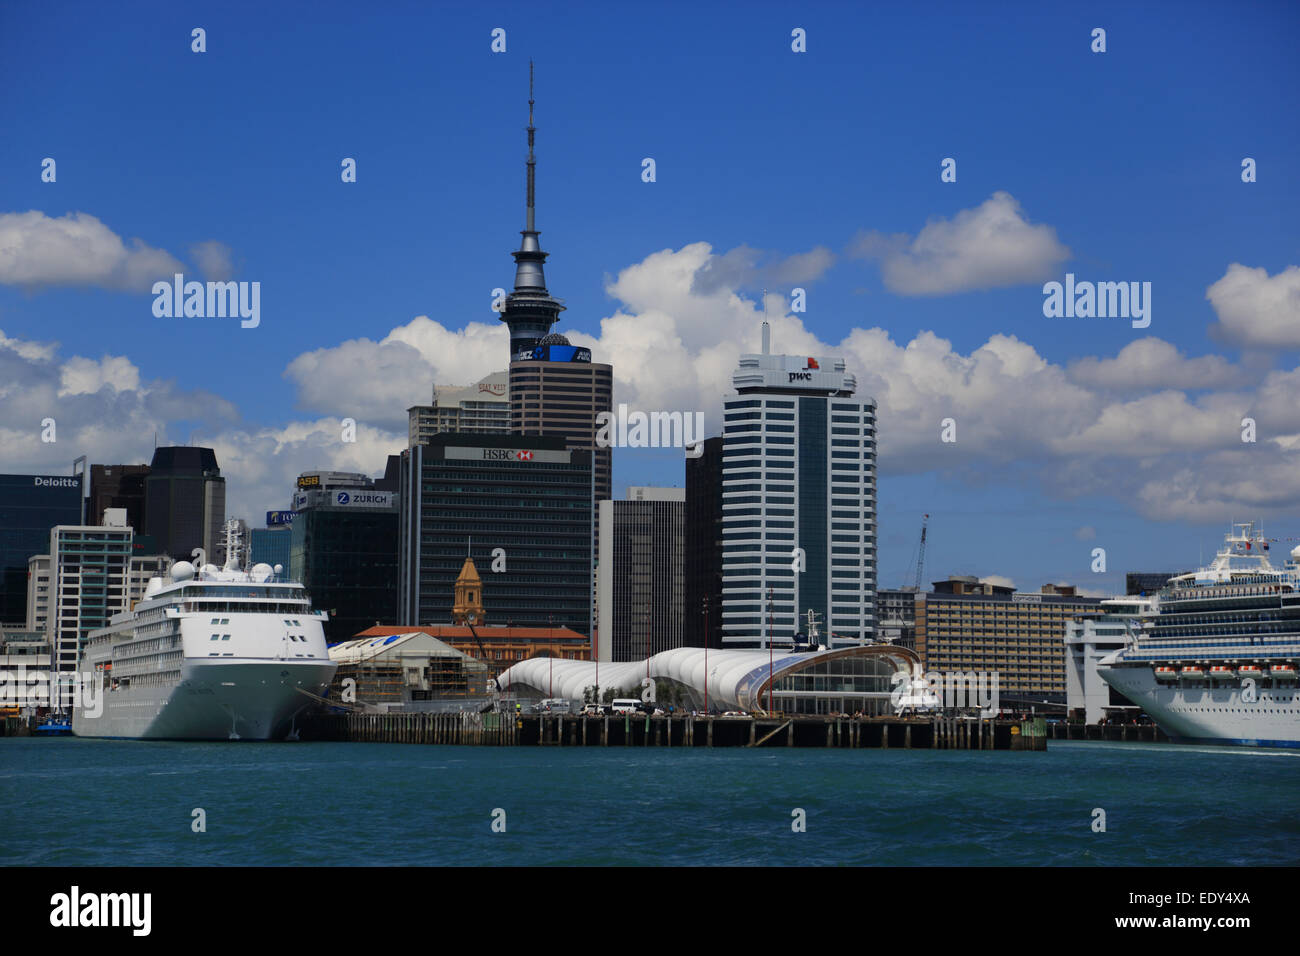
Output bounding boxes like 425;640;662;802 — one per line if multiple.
691;243;835;294
0;211;186;293
848;192;1071;295
190;240;235;282
273;241;1300;524
1068;338;1240;391
1207;263;1300;348
979;575;1016;589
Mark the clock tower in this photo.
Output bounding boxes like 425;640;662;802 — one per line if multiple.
452;556;485;626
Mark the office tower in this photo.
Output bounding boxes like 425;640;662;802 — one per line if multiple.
875;588;919;652
0;473;83;627
398;433;593;636
49;519;134;705
596;488;685;662
510;339;613;507
144;447;225;561
250;526;293;571
289;474;399;642
720;323;877;648
685;436;723;649
88;464;150;529
407;371;511;447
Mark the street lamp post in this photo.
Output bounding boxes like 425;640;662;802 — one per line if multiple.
767;587;774;716
702;595;709;715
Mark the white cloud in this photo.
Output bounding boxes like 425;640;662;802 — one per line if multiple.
0;211;185;292
979;575;1016;589
272;241;1300;524
848;192;1071;295
190;240;235;281
1207;263;1300;348
1074;526;1096;541
1068;338;1239;391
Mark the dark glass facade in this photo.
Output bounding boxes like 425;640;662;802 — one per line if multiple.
88;463;149;529
290;508;398;642
0;474;83;626
684;436;723;648
797;397;828;635
144;447;225;561
400;434;593;635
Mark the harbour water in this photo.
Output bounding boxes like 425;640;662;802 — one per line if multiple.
3;738;1297;866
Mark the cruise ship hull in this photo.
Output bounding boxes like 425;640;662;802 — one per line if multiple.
1098;665;1300;748
72;658;336;741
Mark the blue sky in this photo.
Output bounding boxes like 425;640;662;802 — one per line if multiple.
2;0;1298;594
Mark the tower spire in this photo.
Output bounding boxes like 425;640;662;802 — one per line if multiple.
526;59;535;233
501;61;565;362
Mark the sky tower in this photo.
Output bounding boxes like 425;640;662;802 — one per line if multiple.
500;62;565;362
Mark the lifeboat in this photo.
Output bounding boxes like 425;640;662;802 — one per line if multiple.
1269;664;1297;681
1238;665;1263;679
1154;666;1179;682
1209;665;1236;679
1179;666;1206;680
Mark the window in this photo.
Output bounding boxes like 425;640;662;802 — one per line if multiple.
221;634;231;641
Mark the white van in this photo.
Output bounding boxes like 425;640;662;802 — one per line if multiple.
538;698;571;714
610;698;639;715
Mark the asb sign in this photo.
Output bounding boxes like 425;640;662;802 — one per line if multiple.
296;475;321;489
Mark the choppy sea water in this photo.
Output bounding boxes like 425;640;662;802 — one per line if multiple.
3;738;1297;866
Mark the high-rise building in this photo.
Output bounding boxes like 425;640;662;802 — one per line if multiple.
407;371;511;447
88;464;150;529
250;526;292;571
25;554;52;634
289;476;399;642
0;474;83;627
398;433;593;636
685;436;724;649
144;447;225;562
48;519;134;705
510;339;613;506
720;324;877;648
596;488;685;662
916;576;1104;705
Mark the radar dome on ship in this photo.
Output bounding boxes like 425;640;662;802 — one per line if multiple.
201;564;219;576
250;563;274;582
170;561;195;581
1291;545;1300;561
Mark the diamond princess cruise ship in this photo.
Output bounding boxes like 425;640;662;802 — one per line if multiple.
72;521;336;740
1097;522;1300;748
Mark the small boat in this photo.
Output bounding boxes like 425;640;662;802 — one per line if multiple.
1269;664;1297;681
1154;666;1178;682
36;716;72;736
1179;666;1206;680
1209;665;1236;679
1238;665;1263;679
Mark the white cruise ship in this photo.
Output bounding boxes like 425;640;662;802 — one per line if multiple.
72;522;336;740
1097;522;1300;748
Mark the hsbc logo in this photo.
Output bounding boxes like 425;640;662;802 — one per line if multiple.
788;372;813;382
480;448;534;461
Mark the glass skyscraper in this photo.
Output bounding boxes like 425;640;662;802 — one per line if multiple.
0;474;83;626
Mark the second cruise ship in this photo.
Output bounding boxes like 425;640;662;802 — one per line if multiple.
1097;522;1300;748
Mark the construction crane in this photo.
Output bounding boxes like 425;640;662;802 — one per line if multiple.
911;514;930;591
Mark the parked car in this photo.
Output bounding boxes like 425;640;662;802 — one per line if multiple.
610;698;639;715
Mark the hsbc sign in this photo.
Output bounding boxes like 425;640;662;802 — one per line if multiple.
445;446;570;464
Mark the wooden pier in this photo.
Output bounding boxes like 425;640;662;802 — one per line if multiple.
298;712;1050;750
